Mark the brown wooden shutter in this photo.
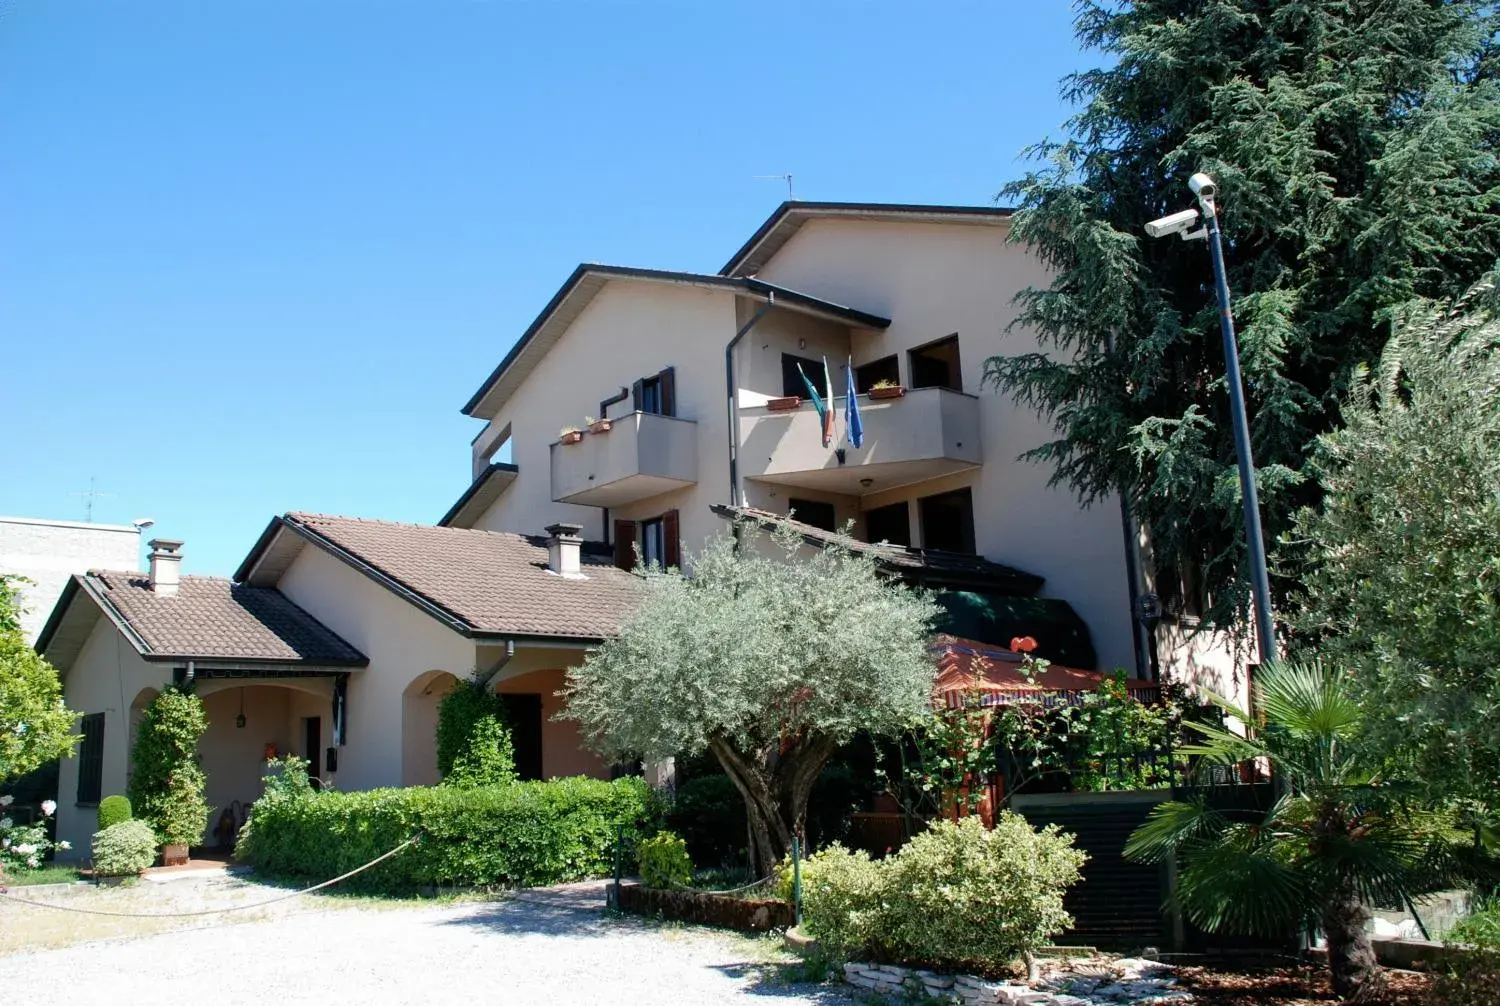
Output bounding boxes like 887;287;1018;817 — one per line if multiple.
658;366;676;417
663;509;681;568
614;519;637;570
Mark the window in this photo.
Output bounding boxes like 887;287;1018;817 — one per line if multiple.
855;355;900;394
76;712;104;805
919;487;976;554
499;693;544;781
633;367;677;417
788;498;837;533
640;517;666;567
864;501;911;547
616;510;680;570
781;353;823;399
909;334;962;392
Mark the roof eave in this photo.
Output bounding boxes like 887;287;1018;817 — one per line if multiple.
438;462;520;528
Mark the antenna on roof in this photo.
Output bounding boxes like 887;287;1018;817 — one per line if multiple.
70;476;116;522
754;174;794;201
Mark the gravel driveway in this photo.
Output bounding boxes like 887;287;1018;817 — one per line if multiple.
0;878;848;1004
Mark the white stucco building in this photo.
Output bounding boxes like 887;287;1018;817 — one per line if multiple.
0;515;142;643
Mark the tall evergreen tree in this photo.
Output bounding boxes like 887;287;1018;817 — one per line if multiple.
986;1;1500;631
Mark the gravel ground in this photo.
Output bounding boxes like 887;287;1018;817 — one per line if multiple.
0;876;849;1004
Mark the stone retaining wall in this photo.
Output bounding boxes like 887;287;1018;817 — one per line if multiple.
841;958;1191;1005
613;882;794;932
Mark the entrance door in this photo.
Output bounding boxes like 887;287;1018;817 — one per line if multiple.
304;716;322;779
499;694;544;781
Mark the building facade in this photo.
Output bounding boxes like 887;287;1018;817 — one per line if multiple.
1;515;142;644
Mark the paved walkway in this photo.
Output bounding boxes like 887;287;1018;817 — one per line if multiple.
0;878;849;1004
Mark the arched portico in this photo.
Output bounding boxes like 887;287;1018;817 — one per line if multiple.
401;670;461;786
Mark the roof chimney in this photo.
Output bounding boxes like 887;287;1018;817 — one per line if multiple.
147;539;184;596
544;523;584;579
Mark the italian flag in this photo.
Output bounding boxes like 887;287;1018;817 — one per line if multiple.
798;358;837;448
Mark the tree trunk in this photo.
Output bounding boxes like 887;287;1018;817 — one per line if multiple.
1322;885;1379;1000
707;732;839;878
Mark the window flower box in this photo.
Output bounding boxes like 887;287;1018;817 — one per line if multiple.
766;396;802;412
588;418;613;435
867;385;906;400
559;429;584;445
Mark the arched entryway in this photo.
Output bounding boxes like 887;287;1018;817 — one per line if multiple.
126;687;160;789
401;670;460;787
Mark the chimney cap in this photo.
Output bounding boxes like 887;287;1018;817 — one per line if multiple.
544;523;583;539
148;538;184;552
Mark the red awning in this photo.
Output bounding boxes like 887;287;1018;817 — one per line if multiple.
929;635;1158;709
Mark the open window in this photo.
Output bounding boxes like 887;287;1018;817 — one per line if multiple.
614;510;681;570
863;501;911;547
855;355;900;394
633;366;677;417
780;353;823;399
909;335;962;392
788;498;837;533
919;487;976;554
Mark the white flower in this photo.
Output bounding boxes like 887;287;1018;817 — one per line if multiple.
25;856;38;869
0;817;12;830
0;794;12;806
13;843;36;855
40;799;56;817
57;840;71;850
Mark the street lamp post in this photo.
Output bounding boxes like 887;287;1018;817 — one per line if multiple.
1145;173;1277;664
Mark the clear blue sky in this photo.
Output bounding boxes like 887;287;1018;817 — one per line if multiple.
0;2;1083;577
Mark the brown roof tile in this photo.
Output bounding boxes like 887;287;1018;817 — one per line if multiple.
87;571;366;664
283;513;643;640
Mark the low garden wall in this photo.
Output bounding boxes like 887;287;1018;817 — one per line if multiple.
614;881;795;931
235;776;651;892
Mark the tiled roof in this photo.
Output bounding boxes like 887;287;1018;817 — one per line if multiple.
710;505;1044;594
281;513;643;640
85;571;366;664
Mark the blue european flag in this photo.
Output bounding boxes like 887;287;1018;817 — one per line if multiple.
844;356;864;449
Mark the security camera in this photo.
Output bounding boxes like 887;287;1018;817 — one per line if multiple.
1188;172;1217;199
131;518;155;530
1143;207;1201;239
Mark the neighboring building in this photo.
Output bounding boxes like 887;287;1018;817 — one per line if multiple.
0;515;142;644
38;527;639;855
36;200;1247;856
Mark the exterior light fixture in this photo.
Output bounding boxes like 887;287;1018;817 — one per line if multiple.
859;478;874;488
235;687;246;729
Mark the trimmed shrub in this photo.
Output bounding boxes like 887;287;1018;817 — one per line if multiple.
91;820;157;877
96;795;132;831
1428;948;1500;1006
879;815;1086;971
436;681;515;787
237;775;653;891
786;844;885;959
638;830;692;889
128;689;210;845
792;814;1086;970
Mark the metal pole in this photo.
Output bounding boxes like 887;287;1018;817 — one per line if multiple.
1200;199;1276;665
791;836;803;926
612;824;623;908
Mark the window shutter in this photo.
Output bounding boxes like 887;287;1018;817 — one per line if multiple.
663;509;681;568
614;519;637;570
658;366;677;417
631;379;644;412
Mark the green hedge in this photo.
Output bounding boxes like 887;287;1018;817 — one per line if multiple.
236;775;653;891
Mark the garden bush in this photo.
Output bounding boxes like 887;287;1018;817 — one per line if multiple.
436;680;515;787
236;774;653;891
792;815;1086;970
1427;948;1500;1006
667;772;745;868
96;795;132;831
638;830;692;889
91;820;157;877
128;688;210;845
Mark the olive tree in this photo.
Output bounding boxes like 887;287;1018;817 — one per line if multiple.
562;522;939;874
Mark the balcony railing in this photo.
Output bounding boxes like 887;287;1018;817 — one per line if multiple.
550;411;698;507
737;386;981;495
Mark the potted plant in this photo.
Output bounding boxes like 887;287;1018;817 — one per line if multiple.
587;415;612;435
559;425;584;445
766;396;802;412
156;768;210;866
867;379;906;400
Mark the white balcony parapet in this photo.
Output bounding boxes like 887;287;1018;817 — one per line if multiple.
550;412;698;507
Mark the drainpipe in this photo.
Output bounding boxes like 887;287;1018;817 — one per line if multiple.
597;385;629;422
480;639;517;690
725;294;776;507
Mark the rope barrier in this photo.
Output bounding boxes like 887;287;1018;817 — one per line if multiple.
665;873;775;896
0;833;422;918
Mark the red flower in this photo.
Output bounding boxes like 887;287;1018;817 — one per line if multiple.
1010;636;1038;654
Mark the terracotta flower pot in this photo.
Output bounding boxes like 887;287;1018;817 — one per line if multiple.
867;386;906;400
588;419;613;435
559;430;584;445
766;396;802;412
161;843;189;867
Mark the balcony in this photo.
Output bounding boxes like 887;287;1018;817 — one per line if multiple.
738;387;980;496
550;411;698;507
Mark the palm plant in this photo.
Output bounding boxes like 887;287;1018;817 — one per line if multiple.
1125;660;1491;1000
